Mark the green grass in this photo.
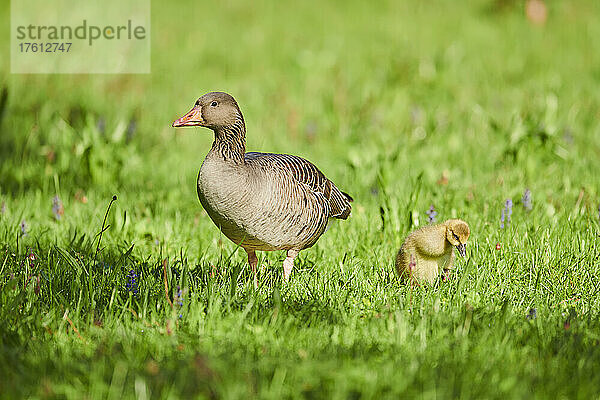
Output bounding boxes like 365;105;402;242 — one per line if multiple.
2;0;600;398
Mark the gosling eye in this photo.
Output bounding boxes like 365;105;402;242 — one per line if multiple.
210;101;218;107
453;233;460;241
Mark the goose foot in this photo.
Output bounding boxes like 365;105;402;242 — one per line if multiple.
282;250;298;283
246;249;258;289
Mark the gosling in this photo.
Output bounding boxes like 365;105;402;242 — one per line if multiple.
395;219;470;284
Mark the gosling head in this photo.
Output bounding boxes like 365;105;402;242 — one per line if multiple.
172;92;243;130
444;219;470;257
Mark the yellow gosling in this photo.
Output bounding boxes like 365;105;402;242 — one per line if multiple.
395;219;470;284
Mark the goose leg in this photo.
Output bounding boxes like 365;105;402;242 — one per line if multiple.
246;249;258;289
408;254;420;287
442;251;455;281
282;249;298;283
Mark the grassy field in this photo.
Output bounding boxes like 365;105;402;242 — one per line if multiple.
2;0;600;398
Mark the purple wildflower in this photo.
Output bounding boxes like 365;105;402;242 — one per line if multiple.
52;195;64;220
426;205;437;224
175;286;184;319
522;189;532;211
526;308;537;320
126;269;138;296
500;199;513;228
97;117;106;134
175;286;183;307
127;117;137;141
20;220;28;236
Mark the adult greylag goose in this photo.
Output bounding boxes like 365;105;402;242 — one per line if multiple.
172;92;352;286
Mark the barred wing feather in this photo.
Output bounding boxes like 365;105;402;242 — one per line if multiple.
244;152;352;219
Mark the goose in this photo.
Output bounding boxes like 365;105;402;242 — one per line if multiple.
395;219;470;284
172;92;352;287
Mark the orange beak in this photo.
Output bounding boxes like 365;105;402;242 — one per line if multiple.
172;106;204;127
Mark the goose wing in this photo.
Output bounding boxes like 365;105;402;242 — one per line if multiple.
244;152;352;219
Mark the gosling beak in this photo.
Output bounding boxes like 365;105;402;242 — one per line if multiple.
172;106;204;127
456;243;467;257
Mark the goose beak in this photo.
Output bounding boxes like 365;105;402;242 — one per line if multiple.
456;243;466;257
172;106;204;127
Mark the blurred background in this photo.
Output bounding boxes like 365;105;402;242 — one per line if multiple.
0;0;599;253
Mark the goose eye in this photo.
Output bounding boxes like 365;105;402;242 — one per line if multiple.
453;233;460;241
210;101;218;107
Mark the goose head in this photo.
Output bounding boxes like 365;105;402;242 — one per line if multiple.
444;219;470;257
172;92;243;130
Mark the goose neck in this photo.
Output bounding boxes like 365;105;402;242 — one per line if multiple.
212;123;246;164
